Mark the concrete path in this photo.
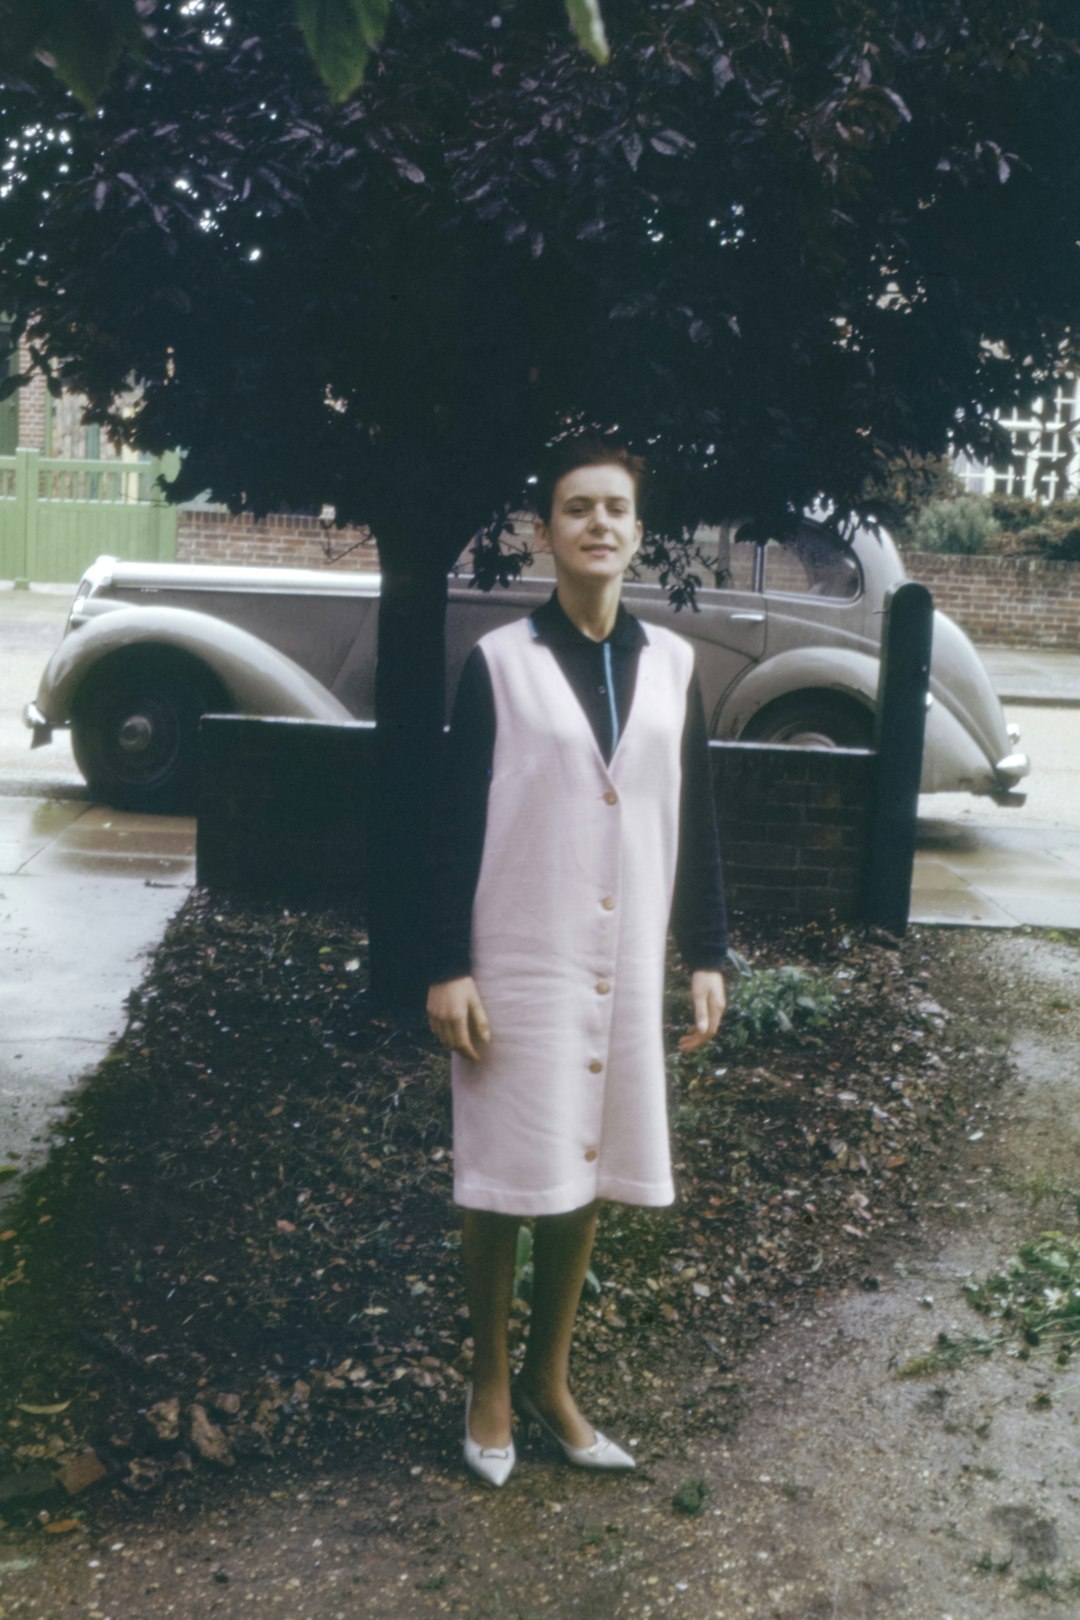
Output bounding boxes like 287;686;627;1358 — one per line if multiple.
911;645;1080;929
912;702;1080;930
977;644;1080;707
0;800;194;1202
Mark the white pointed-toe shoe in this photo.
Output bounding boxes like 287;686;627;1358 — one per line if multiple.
512;1387;635;1471
463;1384;516;1488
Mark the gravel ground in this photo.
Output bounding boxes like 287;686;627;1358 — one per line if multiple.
0;916;1077;1618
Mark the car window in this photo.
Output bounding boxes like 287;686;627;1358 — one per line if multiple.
762;527;861;600
692;525;760;590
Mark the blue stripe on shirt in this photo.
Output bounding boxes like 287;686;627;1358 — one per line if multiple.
602;640;619;755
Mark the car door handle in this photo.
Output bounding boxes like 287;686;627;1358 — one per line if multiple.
729;612;765;623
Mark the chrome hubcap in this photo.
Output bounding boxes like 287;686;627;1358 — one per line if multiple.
118;714;155;754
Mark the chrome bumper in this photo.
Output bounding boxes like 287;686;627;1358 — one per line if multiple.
994;750;1030;787
23;700;53;749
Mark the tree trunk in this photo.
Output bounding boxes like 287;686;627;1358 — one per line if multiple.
366;552;450;1013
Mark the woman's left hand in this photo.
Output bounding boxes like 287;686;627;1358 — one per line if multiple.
679;969;727;1054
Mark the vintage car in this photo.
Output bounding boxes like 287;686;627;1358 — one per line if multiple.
24;517;1029;812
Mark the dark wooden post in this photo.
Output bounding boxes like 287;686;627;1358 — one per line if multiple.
865;582;934;934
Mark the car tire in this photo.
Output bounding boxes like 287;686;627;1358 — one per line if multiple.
71;650;222;813
741;691;874;750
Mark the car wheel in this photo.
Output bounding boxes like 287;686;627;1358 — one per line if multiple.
741;691;873;750
71;651;222;813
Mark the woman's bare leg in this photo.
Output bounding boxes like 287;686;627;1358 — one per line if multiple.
460;1209;518;1447
518;1202;599;1448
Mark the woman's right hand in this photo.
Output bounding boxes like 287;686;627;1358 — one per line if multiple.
427;976;492;1063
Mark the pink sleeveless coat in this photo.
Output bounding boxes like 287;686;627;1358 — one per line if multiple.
451;615;694;1215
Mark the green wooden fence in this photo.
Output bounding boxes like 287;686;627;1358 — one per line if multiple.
0;448;178;585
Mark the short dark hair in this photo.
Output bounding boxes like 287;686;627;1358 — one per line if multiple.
533;436;648;524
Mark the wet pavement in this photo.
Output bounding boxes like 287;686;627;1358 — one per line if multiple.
911;702;1080;929
0;800;193;1195
912;814;1080;929
978;644;1080;707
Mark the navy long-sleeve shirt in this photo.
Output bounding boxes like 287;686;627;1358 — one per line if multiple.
428;591;729;984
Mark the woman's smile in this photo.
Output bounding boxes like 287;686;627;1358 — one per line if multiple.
536;464;643;586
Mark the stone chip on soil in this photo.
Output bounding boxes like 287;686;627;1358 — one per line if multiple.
56;1450;107;1496
142;1397;181;1446
121;1456;166;1494
188;1403;235;1467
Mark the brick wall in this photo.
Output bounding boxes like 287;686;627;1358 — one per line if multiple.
902;551;1080;649
711;741;873;922
198;721;876;924
15;337;49;452
177;510;380;573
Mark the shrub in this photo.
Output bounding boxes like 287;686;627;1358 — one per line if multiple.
988;495;1080;562
908;496;1001;555
862;452;962;532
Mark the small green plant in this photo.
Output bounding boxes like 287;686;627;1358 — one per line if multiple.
672;1477;709;1515
899;1231;1080;1376
512;1223;599;1302
965;1232;1080;1345
909;495;1001;555
513;1223;534;1300
719;950;840;1051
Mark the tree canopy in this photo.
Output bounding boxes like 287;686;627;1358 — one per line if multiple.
3;0;1079;1005
0;0;610;108
2;1;1079;569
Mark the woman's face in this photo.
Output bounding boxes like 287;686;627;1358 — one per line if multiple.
535;464;643;586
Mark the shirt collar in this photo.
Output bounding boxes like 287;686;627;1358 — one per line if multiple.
530;589;648;651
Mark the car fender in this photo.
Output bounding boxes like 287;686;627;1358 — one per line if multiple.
719;644;1000;795
716;647;880;738
920;695;1000;795
34;605;353;726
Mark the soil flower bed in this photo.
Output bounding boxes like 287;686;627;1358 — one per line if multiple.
0;894;1008;1524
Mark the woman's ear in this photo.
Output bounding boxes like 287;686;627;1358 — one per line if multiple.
534;517;550;553
632;518;644;555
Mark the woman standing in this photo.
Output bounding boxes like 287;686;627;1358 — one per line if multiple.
427;440;728;1486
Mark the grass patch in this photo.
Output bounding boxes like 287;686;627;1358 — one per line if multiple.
1017;1568;1080;1599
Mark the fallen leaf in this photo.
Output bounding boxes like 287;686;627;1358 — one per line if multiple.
43;1519;83;1535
